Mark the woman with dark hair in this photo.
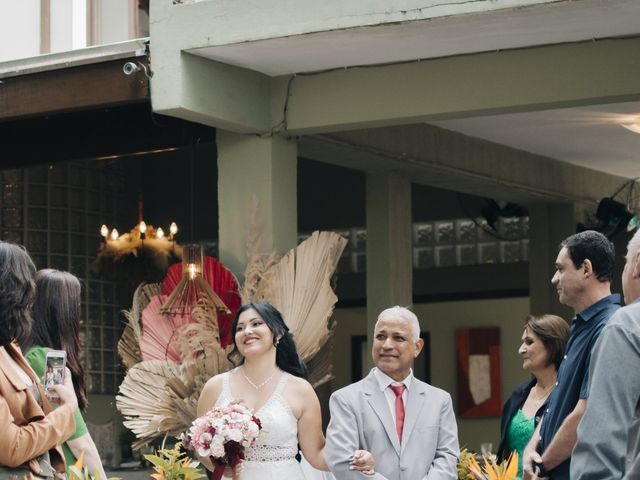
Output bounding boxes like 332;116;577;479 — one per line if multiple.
22;269;107;479
197;301;374;479
0;242;78;479
496;314;570;478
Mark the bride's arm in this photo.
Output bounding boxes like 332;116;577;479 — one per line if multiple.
295;381;374;474
195;375;224;472
296;381;329;471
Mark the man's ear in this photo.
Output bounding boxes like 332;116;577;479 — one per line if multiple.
582;259;594;278
632;251;640;279
414;338;424;358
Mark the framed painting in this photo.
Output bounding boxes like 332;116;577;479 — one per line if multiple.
456;327;501;417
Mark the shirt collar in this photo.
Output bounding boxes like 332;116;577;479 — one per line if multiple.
576;293;621;322
373;367;413;392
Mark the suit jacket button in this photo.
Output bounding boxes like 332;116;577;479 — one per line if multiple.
400;466;407;471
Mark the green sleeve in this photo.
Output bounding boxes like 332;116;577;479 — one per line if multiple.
25;346;50;381
25;346;88;440
68;409;89;440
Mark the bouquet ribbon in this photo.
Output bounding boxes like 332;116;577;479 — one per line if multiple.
211;452;244;480
212;464;226;480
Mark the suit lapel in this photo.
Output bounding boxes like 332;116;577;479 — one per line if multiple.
363;371;401;455
401;379;427;452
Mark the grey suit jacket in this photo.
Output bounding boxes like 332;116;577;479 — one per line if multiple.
325;369;459;480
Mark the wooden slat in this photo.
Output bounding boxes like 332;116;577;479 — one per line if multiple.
0;58;149;121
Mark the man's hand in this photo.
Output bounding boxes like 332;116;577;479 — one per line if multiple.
522;440;543;480
350;450;375;475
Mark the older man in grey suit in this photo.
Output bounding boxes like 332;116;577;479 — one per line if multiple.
325;306;459;480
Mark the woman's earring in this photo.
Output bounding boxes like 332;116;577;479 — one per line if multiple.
275;337;280;347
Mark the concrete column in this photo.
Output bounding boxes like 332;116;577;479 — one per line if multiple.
528;203;577;320
217;130;298;278
365;172;413;365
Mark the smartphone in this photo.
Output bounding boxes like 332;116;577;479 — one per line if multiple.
44;350;66;401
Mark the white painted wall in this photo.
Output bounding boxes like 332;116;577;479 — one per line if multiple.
51;0;73;53
0;0;40;62
98;0;131;45
0;0;136;63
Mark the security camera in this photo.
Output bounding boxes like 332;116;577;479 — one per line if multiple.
123;62;141;75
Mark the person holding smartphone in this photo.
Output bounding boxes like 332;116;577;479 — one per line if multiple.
23;269;107;480
0;242;78;479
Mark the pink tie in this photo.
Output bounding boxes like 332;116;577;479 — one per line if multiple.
390;384;406;442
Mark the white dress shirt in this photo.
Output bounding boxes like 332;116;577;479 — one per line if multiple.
373;367;413;424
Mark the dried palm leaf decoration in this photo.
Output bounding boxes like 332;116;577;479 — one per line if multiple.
118;283;162;369
116;227;347;448
116;349;231;450
251;231;347;361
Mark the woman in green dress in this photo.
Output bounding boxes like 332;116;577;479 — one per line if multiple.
23;269;107;479
496;314;570;478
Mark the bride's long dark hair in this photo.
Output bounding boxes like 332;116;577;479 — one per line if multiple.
228;301;307;379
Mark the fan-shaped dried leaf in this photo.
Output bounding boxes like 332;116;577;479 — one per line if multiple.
255;231;347;361
119;283;164;370
117;324;142;370
306;337;335;388
140;295;193;362
124;283;162;337
116;348;230;449
119;283;163;365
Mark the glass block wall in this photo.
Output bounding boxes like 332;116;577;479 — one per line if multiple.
0;160;131;394
300;216;529;274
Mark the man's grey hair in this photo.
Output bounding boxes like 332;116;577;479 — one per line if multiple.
628;228;640;261
376;306;421;342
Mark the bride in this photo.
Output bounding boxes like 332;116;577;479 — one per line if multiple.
197;301;374;479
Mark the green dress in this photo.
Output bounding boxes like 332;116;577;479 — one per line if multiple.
26;346;89;470
506;409;535;479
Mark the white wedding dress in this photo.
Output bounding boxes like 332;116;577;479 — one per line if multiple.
215;370;310;480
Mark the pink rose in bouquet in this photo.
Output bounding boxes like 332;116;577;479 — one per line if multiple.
184;401;262;480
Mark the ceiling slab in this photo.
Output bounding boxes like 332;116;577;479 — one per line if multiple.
189;0;640;76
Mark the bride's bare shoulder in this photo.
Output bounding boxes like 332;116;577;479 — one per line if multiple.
286;374;315;396
197;372;228;414
203;372;225;389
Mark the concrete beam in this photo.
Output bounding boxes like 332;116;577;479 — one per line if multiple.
299;124;628;206
150;0;553;49
285;37;640;134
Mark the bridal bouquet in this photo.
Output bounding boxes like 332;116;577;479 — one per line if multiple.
183;401;262;480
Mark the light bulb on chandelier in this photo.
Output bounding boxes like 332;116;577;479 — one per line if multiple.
98;221;178;245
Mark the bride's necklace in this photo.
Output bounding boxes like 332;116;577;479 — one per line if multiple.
242;367;278;390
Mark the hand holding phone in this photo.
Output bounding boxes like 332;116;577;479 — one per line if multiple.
44;350;66;401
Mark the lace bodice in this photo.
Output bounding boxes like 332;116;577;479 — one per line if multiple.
215;369;299;462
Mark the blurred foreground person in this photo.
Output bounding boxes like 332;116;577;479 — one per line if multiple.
0;242;77;479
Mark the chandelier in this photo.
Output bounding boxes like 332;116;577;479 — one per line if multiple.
92;200;181;284
100;220;179;244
